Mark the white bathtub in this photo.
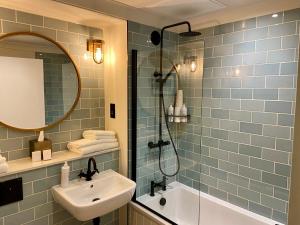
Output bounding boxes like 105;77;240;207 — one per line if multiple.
136;182;284;225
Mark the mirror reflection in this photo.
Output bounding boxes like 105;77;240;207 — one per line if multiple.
0;33;79;130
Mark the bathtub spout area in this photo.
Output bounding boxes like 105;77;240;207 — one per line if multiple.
150;176;167;197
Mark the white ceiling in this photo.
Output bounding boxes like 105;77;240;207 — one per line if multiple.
0;0;125;29
130;0;226;20
55;0;300;31
111;0;264;21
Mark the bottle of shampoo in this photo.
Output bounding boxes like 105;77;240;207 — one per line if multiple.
61;161;70;188
174;107;181;123
168;105;174;122
180;104;187;122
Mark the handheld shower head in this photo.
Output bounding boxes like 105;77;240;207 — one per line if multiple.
162;64;180;83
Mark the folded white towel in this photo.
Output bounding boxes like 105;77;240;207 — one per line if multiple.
67;138;117;150
83;130;116;136
69;142;119;155
83;134;116;140
0;163;8;174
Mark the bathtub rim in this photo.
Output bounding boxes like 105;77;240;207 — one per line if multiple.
129;201;173;225
131;198;176;225
136;181;285;225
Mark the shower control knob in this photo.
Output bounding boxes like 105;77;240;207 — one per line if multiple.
153;71;161;77
148;140;170;149
148;142;155;148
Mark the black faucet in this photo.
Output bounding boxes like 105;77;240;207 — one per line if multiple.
78;157;99;181
150;176;166;196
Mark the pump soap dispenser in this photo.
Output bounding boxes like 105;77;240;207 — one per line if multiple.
61;161;70;188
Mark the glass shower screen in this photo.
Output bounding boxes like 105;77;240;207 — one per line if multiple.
130;30;204;225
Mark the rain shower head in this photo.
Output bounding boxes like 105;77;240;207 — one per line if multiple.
150;22;201;46
179;30;201;37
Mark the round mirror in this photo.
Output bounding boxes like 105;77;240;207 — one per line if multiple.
0;32;80;131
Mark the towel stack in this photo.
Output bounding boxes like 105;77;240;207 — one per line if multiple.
67;130;118;155
83;130;116;140
0;154;8;174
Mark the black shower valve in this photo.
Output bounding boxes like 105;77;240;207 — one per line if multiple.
148;140;170;149
153;71;162;77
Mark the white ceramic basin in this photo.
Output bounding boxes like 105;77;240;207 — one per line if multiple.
52;169;136;221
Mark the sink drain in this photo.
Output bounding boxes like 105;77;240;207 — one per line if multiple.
92;198;100;202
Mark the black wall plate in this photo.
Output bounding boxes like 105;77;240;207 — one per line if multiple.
110;103;116;118
0;177;23;206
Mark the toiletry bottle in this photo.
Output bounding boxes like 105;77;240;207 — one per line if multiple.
174;107;181;123
180;104;187;122
168;105;174;122
61;161;70;188
175;90;183;108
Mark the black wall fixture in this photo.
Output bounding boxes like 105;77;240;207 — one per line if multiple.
150;31;161;46
110;103;116;118
131;49;137;194
0;177;23;206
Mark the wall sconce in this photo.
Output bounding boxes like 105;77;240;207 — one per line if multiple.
87;39;104;64
190;57;197;72
184;56;197;72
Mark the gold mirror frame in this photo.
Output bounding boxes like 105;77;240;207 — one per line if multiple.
0;32;81;132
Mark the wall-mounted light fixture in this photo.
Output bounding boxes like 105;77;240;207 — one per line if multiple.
184;56;197;72
87;39;104;64
190;56;197;72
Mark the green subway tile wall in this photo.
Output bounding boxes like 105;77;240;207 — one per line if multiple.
0;7;118;225
194;9;299;224
128;21;180;197
129;8;300;225
35;52;73;124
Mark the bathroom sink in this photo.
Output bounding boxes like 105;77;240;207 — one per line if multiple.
52;169;136;221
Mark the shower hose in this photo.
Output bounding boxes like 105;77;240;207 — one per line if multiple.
158;90;180;177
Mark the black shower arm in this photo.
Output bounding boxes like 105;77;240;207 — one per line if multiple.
160;21;192;73
161;21;192;36
160;21;191;48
